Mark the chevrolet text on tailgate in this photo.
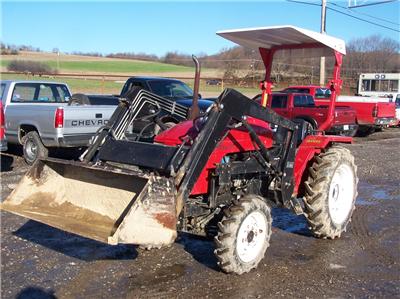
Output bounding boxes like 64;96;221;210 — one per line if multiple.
1;80;116;164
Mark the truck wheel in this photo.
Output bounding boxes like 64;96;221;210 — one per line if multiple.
214;195;272;274
342;128;357;137
22;131;48;165
356;126;375;137
304;146;358;239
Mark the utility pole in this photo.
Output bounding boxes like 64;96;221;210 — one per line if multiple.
320;0;327;86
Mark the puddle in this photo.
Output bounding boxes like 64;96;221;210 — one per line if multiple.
357;181;397;205
356;198;377;206
272;208;309;235
372;190;389;200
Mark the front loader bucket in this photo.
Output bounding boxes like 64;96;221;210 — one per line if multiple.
0;159;178;247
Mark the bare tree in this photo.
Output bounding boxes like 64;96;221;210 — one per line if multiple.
344;35;400;76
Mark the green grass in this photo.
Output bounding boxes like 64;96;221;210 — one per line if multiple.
1;73;261;98
1;74;124;94
1;59;193;74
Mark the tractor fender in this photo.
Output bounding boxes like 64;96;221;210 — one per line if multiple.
293;135;352;195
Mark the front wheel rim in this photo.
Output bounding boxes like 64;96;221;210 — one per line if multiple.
236;210;267;263
328;163;355;225
25;140;38;161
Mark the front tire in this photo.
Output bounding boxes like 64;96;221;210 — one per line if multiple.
304;146;358;239
22;131;48;165
214;195;272;274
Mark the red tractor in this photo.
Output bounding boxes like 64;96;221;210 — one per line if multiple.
1;26;358;274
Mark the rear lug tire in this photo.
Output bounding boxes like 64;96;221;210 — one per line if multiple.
303;145;358;239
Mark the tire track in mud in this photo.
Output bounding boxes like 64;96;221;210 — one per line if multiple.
350;205;372;250
350;202;398;267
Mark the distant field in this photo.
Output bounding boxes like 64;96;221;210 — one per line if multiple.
1;51;221;77
0;74;124;94
0;73;260;97
0;51;259;96
1;59;193;74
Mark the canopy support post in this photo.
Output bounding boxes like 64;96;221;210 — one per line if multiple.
259;48;275;107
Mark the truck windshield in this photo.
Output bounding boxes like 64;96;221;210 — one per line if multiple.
315;88;331;99
148;80;193;99
11;83;71;103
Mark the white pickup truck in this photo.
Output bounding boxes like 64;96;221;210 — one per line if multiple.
1;80;117;164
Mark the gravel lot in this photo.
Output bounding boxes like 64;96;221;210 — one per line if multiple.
1;128;399;298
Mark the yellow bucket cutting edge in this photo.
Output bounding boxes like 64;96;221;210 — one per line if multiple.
0;158;178;247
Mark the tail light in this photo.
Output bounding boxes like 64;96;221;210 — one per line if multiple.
0;102;5;139
54;107;64;128
372;105;378;117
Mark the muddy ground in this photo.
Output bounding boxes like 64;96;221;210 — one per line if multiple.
1;128;399;299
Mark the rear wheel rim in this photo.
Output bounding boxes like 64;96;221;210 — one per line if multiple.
236;211;267;263
328;163;354;225
25;139;38;161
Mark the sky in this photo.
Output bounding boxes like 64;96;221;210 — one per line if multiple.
1;0;399;56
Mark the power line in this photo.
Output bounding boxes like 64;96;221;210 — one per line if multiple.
286;0;321;6
286;0;400;32
348;0;398;8
327;6;400;32
330;1;399;26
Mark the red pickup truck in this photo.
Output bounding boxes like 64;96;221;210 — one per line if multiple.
264;92;358;136
284;85;397;135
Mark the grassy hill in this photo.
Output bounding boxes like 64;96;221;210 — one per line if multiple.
1;51;221;77
0;51;259;96
1;58;193;74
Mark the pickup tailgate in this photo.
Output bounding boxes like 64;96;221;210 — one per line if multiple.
62;105;117;144
376;102;396;118
333;106;357;125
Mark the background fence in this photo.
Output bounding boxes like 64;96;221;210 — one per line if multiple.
0;71;358;98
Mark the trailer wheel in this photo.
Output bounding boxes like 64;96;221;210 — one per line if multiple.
214;195;272;274
22;131;48;165
304;146;358;239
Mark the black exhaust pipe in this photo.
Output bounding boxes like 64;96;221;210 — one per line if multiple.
189;55;201;120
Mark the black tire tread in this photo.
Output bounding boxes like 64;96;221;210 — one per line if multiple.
304;145;358;239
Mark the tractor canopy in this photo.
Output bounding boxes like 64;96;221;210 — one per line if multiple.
217;25;347;131
216;25;346;58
